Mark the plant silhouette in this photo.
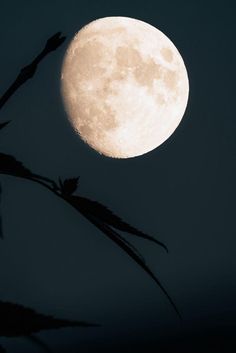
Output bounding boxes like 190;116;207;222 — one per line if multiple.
0;32;65;110
0;31;181;348
0;300;97;352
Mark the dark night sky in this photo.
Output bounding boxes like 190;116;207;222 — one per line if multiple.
0;0;235;352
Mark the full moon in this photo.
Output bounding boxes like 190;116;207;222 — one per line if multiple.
61;17;189;158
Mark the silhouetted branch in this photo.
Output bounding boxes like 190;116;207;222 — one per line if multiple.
0;153;168;250
0;153;179;317
0;32;66;111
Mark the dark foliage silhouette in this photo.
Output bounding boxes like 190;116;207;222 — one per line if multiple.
0;150;180;317
59;177;80;196
68;195;169;252
0;301;97;336
0;153;33;177
0;153;56;187
57;176;168;250
0;300;97;352
67;199;179;316
0;30;181;328
0;32;65;110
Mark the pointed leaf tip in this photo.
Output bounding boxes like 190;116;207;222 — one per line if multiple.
60;177;79;196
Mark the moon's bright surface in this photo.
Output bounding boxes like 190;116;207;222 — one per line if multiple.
61;17;189;158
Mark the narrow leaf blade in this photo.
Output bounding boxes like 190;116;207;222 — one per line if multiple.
75;196;168;252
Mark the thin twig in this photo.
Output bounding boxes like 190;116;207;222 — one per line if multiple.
0;32;66;111
0;171;181;318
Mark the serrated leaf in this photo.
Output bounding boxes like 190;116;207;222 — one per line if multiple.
75;208;180;318
64;195;179;317
69;196;168;252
